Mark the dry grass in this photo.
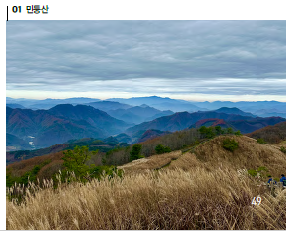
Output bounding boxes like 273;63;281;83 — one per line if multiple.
167;152;203;170
6;167;286;230
194;135;286;177
119;150;182;173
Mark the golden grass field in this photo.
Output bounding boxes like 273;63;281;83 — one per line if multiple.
6;135;286;230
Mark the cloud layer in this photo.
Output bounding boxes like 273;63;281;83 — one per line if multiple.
6;21;286;101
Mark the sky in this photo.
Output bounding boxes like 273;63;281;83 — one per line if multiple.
6;20;286;102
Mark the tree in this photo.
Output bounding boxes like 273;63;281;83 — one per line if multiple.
226;127;234;134
199;126;216;139
55;145;122;186
130;144;143;161
234;130;242;136
215;126;223;135
62;145;98;178
155;144;171;154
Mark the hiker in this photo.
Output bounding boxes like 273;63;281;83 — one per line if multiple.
280;174;286;186
267;175;276;186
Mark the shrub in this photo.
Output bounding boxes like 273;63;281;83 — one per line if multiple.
234;130;242;136
257;166;268;172
248;169;257;177
222;138;239;152
155;144;171;154
257;138;266;144
280;146;286;154
88;165;123;180
248;166;268;177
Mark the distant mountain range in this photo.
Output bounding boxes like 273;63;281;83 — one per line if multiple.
82;100;175;124
6;96;286;152
191;100;286;118
126;111;286;135
6;103;26;109
6;104;131;148
84;101;132;111
107;96;205;112
49;104;130;134
6;97;101;109
107;105;174;124
7;96;286;118
210;107;256;117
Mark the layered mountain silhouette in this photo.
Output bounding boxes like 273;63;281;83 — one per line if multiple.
107;96;204;112
107;105;174;124
48;104;130;134
6;104;26;109
83;100;174;124
192;100;286;118
226;117;285;134
8;96;286;117
190;118;232;129
212;107;256;117
6;97;101;109
126;111;286;135
6;104;131;148
84;101;132;111
6;96;286;152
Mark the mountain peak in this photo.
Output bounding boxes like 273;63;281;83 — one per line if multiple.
214;107;256;117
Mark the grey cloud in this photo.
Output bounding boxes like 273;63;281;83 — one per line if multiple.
6;20;286;98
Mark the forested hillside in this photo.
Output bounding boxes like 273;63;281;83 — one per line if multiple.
248;121;286;144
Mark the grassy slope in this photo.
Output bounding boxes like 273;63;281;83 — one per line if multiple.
6;135;286;230
120;135;286;177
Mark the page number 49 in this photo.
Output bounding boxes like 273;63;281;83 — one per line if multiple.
252;196;261;205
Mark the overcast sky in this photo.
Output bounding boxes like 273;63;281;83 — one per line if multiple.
6;20;286;102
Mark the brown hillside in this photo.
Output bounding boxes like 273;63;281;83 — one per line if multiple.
7;151;65;179
7;149;104;181
6;143;69;165
193;135;286;176
247;121;286;144
120;135;286;177
118;151;182;173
